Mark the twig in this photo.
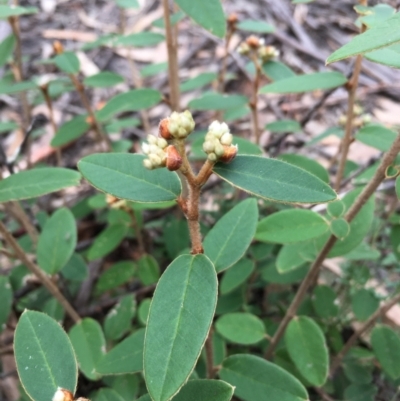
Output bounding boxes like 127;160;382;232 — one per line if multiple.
330;291;400;376
69;74;112;151
162;0;180;111
265;131;400;359
249;53;262;145
0;220;81;323
125;205;146;255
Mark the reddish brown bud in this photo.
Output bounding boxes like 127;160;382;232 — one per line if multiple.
52;388;74;401
246;35;261;49
165;145;183;171
53;41;64;55
85;115;95;126
159;118;173;140
96;101;106;110
219;145;237;163
227;13;238;25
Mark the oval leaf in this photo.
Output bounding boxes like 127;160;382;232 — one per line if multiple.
52;115;90;147
104;295;136;341
255;209;329;244
203;199;258;272
172;380;234;401
174;0;226;38
285;316;329;387
213;155;337;204
54;52;80;74
260;72;347;94
0;168;81;202
216;312;266;345
37;208;77;275
220;258;255;294
371;325;400;380
144;254;218;401
189;93;248;111
0;276;12;332
78;153;181;203
69;318;106;380
84;71;124;88
14;310;78;401
219;354;309;401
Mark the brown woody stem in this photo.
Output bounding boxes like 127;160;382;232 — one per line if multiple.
265;132;400;359
0;220;81;323
249;53;262;145
5;202;39;245
162;0;180;111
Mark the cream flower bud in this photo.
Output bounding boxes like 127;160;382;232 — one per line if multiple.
141;142;150;154
215;143;225;157
220;132;233;146
147;135;157;144
149;154;162;166
143;159;154;169
203;140;215;153
157;138;168;149
208;153;217;162
168;121;179;135
209;121;220;132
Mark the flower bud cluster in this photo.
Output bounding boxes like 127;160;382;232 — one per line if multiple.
142;135;168;170
203;121;237;163
238;35;279;63
159;110;195;140
142;134;182;171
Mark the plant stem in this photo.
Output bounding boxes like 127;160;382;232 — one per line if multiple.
5;202;39;245
265;132;400;359
125;205;146;255
249;53;262;145
330;291;400;376
0;220;81;323
217;23;235;93
162;0;180;111
334;7;367;190
40;85;62;165
69;74;112;151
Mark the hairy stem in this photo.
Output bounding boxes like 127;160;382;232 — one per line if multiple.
0;220;81;323
265;132;400;359
162;0;180;111
249;54;262;145
5;202;39;245
69;74;112;151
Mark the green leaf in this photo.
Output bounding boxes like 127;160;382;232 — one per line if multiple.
180;72;217;92
0;276;12;332
189;93;248;111
94;261;136;295
285;316;329;387
0;80;38;95
114;32;165;47
105;117;140;134
87;224;128;261
141;62;168;78
93;389;125;401
61;253;89;282
276;243;307;273
78;153;181;203
173;380;234;401
51;115;90;147
138;298;151;325
371;325;400;380
104;295;136;341
396;176;400;200
96;89;161;121
262;61;296;81
0;168;81;202
174;0;226;38
14;310;78;401
0;121;18;134
327;200;345;218
262;261;308;284
355;124;397;152
312;285;339;318
213;155;337;204
54;52;80;74
69;318;106;380
97;329;145;375
0;34;15;68
138;254;160;285
220;258;255;294
0;5;37;18
277;153;330;184
219;354;309;401
351;289;379;321
237;19;275;33
260;72;346;94
365;46;400;69
144;254;218;401
37;208;76;275
344;384;377;401
327;13;400;64
255;209;329;244
152;11;185;29
115;0;139;9
203;199;258;272
330;218;350;240
359;4;395;28
216;312;266;345
266;119;301;133
108;374;140;401
84;72;124;88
